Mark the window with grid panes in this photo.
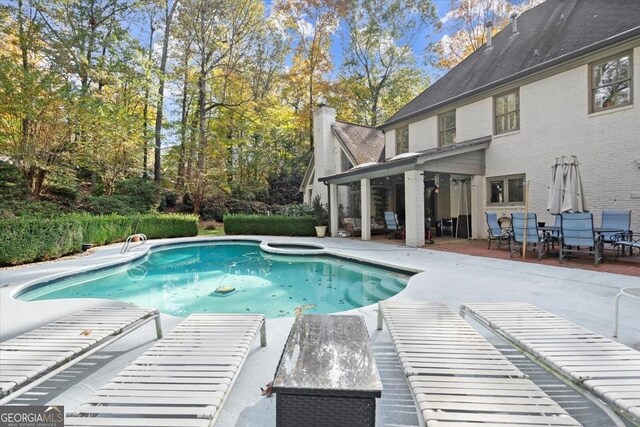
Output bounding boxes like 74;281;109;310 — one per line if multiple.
395;126;409;155
438;110;456;146
488;174;525;205
591;52;632;112
495;90;519;134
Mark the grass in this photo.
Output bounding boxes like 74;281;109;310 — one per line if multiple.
198;227;225;236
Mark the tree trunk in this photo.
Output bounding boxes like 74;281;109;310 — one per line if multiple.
17;0;33;195
153;0;179;182
142;18;155;179
177;53;189;189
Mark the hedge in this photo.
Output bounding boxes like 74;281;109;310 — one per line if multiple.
0;217;83;265
0;213;199;266
223;214;316;236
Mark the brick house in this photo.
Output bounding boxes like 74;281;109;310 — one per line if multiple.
305;0;640;246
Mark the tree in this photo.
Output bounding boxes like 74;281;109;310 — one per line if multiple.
175;0;264;212
153;0;180;183
340;0;438;126
273;0;347;147
428;0;542;71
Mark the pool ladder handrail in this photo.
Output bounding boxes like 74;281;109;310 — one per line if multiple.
121;234;147;254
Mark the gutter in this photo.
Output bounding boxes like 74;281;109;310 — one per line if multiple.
380;26;640;129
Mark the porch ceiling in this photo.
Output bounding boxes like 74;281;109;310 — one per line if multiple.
319;136;491;185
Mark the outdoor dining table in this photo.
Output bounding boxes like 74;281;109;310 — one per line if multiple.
538;226;625;235
538;226;628;257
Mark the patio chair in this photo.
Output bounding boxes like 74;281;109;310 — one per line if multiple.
0;306;161;404
66;313;266;427
547;214;562;249
377;301;580;426
560;212;603;266
461;302;640;426
485;212;510;249
384;211;404;239
509;212;548;260
614;287;640;337
600;209;632;244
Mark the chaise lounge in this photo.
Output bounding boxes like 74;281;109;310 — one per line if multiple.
460;302;640;425
377;301;581;426
65;313;266;427
0;306;161;405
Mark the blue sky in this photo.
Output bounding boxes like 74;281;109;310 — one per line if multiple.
264;0;454;76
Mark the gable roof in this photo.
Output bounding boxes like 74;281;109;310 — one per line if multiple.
331;121;385;164
382;0;640;128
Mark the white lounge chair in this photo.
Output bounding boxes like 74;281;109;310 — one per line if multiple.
0;306;161;404
377;301;581;426
461;302;640;426
66;313;266;427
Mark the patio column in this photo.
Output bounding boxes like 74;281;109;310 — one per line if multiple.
471;175;484;239
329;183;339;237
361;178;371;241
404;170;425;247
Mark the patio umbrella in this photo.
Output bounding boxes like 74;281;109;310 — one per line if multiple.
547;155;587;214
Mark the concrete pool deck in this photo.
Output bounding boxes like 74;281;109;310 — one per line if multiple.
1;236;639;426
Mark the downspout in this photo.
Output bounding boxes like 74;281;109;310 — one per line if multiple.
324;181;331;236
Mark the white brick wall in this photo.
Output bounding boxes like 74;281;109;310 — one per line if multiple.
457;98;492;142
385;130;397;158
395;45;640;237
409;117;438;151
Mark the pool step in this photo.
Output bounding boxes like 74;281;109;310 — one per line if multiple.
378;278;406;295
345;281;396;306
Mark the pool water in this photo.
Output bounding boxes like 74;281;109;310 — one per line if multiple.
17;242;410;318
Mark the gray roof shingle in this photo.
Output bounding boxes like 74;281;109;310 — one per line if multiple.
331;121;385;165
382;0;640;128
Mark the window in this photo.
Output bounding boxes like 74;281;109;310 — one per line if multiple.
591;52;632;112
395;126;409;155
494;90;519;134
438;110;456;146
488;174;525;205
341;150;352;172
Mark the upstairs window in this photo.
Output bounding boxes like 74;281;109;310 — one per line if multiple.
495;89;519;134
438;110;456;146
341;150;352;172
591;52;632;112
395;126;409;155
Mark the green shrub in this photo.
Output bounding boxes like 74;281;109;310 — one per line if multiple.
80;195;137;215
0;217;82;265
75;214;134;245
45;185;79;204
135;214;199;238
0;213;199;266
223;214;315;236
114;178;160;212
200;195;270;221
277;203;313;217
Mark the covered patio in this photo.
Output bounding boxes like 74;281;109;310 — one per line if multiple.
320;136;491;246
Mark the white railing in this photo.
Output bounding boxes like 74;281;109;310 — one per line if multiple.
121;233;147;254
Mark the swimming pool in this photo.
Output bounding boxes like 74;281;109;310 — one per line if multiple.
17;241;410;318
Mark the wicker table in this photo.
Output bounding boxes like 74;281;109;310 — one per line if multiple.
272;314;382;427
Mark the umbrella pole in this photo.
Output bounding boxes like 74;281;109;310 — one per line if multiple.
522;180;530;259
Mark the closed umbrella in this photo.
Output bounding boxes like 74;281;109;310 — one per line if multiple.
547;155;586;214
547;157;565;214
562;155;586;213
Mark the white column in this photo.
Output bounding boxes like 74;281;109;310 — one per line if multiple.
471;175;485;239
404;170;425;247
329;183;339;237
361;178;371;241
